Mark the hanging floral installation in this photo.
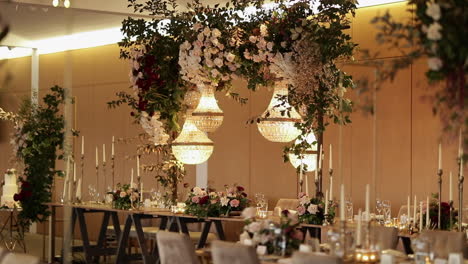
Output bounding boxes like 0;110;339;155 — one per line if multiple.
363;0;467;153
109;0;358;190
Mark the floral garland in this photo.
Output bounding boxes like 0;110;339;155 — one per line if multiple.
369;0;467;150
297;192;336;225
184;185;249;218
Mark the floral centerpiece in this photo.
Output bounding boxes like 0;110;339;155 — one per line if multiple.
108;183;141;210
184;185;249;218
241;207;303;256
297;192;335;225
422;194;457;230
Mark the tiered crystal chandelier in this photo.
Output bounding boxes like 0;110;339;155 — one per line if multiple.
288;132;318;172
257;81;302;142
192;84;224;132
172;112;214;165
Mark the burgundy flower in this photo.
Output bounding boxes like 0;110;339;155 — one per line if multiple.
22;190;32;199
236;186;245;192
199;195;209;205
21;181;31;189
13;193;21;202
183;183;189;188
281;210;290;217
241;192;247;197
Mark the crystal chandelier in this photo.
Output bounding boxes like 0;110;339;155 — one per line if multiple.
172;113;214;165
257;80;302;142
192;84;224;133
289;132;318;172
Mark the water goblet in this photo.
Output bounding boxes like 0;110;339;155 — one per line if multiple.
345;198;353;222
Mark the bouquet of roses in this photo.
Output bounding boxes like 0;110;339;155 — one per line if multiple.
185;185;250;218
423;193;457;230
297;192;335;225
108;183;140;210
241;207;303;256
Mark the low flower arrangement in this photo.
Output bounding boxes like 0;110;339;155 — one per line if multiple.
108;183;140;210
241;208;303;256
184;185;249;218
297;192;336;225
423;194;457;230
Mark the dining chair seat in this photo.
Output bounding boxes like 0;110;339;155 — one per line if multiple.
292;252;343;264
420;230;468;259
0;253;39;264
156;231;200;264
211;240;260;264
371;226;399;250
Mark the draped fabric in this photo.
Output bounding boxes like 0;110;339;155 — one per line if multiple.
420;230;468;259
371;226;399;250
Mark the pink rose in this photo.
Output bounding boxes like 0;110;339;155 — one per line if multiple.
297;206;306;215
192;196;200;204
298;192;306;198
230;199;240;208
307;204;318;215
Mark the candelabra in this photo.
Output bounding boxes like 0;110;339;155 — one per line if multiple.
95;165;99;204
437;169;443;229
111;155;115;189
78;154;84;204
458;158;464;232
315;168;324;198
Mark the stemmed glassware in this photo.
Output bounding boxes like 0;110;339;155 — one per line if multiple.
376;198;383;224
382;200;391;223
255;193;268;217
345;198;353;222
88;184;96;204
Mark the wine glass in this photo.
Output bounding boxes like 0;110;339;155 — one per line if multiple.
376;198;383;224
88;185;96;203
345;198;353;222
382;200;391;222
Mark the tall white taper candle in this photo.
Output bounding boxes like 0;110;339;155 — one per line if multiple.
438;142;442;171
137;155;140;177
95;147;99;167
419;201;423;229
356;209;362;246
318;145;323;170
330;176;333;200
329;144;333;169
325;190;329;215
103;144;106;163
131;169;134;188
407;196;411;219
81;136;84;156
449;171;453;201
413;195;417;221
73;162;76;182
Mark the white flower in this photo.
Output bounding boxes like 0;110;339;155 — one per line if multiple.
295;27;303;33
205;59;214;68
249;36;258;43
225;53;235;62
299;195;309;206
212;28;221;37
267;42;274;51
180;41;191;51
211;69;220;77
280;41;287;48
241;207;257;219
426;22;442;41
307;204;318;214
260;24;268;36
193;187;203;196
203;27;211;36
426;1;441;21
291;33;300;41
427;57;443;71
257;39;267;49
120;191;127;198
244;50;252;60
220;196;229;206
214;58;223;68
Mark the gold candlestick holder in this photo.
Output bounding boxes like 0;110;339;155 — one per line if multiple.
102;161;107;194
111;155;115;189
458;157;464;232
78;154;84;204
354;219;379;263
95;165;99;204
437;169;443;229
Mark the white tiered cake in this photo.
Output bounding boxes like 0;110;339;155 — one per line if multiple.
1;169;18;205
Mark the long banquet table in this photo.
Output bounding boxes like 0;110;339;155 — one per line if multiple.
46;202;413;264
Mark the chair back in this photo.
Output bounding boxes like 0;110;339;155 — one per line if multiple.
371;226;399;250
0;248;7;262
275;199;299;211
156;231;200;264
1;253;39;264
397;205;415;220
420;230;468;259
292;252;343;264
211;240;260;264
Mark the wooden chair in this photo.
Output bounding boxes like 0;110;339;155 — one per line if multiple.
292;252;343;264
419;230;468;259
211;240;260;264
156;231;200;264
0;253;39;264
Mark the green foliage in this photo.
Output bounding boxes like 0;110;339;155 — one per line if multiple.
12;86;69;227
109;183;140;210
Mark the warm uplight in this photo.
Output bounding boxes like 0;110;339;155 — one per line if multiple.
172;116;214;165
257;81;301;142
192;84;224;133
64;0;71;8
289;132;318;172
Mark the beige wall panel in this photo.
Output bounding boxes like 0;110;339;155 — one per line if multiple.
1;56;31;93
375;63;412;215
89;44;129;85
39;52;64;90
249;86;297;208
208;79;251;192
353;2;412;60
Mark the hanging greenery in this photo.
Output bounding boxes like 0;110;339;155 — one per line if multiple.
110;0;357;173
